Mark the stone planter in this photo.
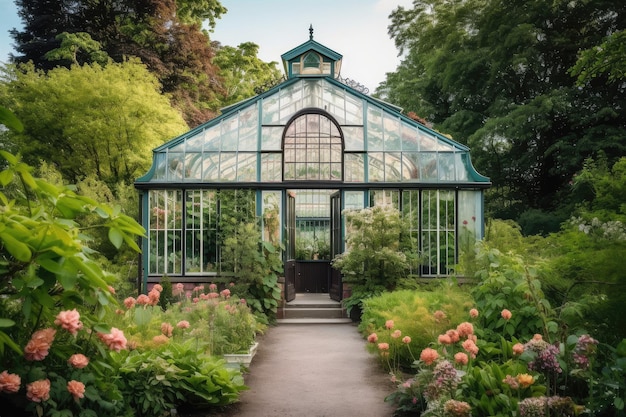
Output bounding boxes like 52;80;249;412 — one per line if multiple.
223;342;259;369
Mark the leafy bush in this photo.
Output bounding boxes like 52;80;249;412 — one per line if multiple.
359;285;474;370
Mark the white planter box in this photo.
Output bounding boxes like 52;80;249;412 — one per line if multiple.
223;342;259;368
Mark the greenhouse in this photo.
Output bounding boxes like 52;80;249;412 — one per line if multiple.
135;32;490;301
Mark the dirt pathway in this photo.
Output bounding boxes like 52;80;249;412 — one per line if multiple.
188;323;396;417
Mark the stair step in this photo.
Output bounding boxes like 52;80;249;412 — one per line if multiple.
277;318;353;324
283;307;345;319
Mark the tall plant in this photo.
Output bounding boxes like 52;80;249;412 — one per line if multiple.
332;206;416;313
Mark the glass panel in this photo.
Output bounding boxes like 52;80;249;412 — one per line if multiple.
458;190;482;239
402;152;420;180
383;113;401;151
343;126;364;151
368;152;385;182
149;190;183;275
262;191;282;244
184;152;202;180
237;152;257;181
344;191;364;210
186;132;204;151
401;124;419;151
420;153;438;180
238;106;258;151
166;152;184;180
202;152;220;181
261;153;282;182
345;94;363;125
219;152;237;181
402;190;420;275
220;116;238;151
153;153;166;180
370;189;400;209
384;152;402;182
438;153;456;181
185;190;218;274
283;111;343;181
304;79;322;108
279;81;304;123
203;127;221;151
420;190;456;276
262;95;280;124
455;154;469;181
344;153;365;182
367;107;384;151
261;126;283;151
323;83;345;124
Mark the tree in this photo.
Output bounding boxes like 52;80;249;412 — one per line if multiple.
0;60;188;185
10;0;227;126
381;0;626;223
213;42;283;106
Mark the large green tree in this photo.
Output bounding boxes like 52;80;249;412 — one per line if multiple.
0;60;188;185
380;0;626;224
10;0;227;126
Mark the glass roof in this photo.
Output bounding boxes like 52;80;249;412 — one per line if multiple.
137;78;489;185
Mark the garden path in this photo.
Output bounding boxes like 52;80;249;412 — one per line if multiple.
190;323;396;417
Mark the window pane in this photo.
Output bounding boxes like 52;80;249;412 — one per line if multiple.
261;126;283;151
344;153;365;182
384;152;402;182
262;96;280;124
261;153;282;182
202;152;220;181
167;152;184;180
220;116;238;151
402;152;420;180
368;152;384;182
367;107;384;151
237;152;257;181
148;190;183;275
238;106;258;151
343;126;364;151
219;153;237;181
383;113;401;151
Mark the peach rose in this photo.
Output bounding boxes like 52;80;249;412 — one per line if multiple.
26;379;50;402
68;353;89;369
54;309;83;336
501;309;512;320
0;371;21;393
420;347;439;365
67;380;85;400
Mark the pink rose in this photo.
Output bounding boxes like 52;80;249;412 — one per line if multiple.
385;320;394;330
420;348;439;365
501;309;512;320
98;327;127;352
67;380;85;400
26;379;50;402
55;309;83;335
0;371;21;393
68;353;90;369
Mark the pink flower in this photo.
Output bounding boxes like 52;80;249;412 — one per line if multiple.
98;327;127;352
385;320;394;330
420;347;439;365
469;308;479;318
107;285;116;294
54;309;83;336
148;288;160;305
229;282;235;287
68;353;89;369
161;322;173;337
24;328;56;361
438;334;453;345
26;379;50;402
433;310;447;322
367;333;378;343
123;296;136;309
402;336;411;344
0;371;21;393
220;289;231;298
67;380;85;400
454;352;469;365
501;309;512;320
177;320;190;329
446;329;460;343
209;292;219;299
456;322;474;338
533;333;543;341
391;330;402;339
462;339;479;357
136;294;150;306
208;283;218;291
152;284;163;292
153;334;169;345
175;283;184;291
512;343;525;355
378;343;390;351
240;298;247;304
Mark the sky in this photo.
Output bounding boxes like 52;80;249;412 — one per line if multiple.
0;0;412;91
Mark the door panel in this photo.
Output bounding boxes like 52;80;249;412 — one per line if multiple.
329;191;342;301
284;192;296;302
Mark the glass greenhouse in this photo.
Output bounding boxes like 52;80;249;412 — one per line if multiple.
135;34;490;300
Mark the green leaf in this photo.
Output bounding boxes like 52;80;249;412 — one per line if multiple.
0;231;32;262
0;108;23;132
0;319;16;328
0;169;14;186
108;227;124;249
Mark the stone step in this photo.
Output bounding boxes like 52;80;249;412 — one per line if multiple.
283;307;346;319
277;318;353;324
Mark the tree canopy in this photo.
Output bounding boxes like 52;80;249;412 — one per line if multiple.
380;0;626;225
0;60;188;185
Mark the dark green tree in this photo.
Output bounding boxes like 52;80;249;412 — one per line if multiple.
380;0;626;225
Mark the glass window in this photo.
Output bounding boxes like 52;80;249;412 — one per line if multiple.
283;112;343;181
344;153;365;182
421;190;456;276
149;190;183;275
185;190;218;274
261;153;282;182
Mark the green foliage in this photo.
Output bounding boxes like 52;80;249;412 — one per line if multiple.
0;60;187;185
332;206;416;314
570;29;626;85
470;243;558;343
359;286;474;370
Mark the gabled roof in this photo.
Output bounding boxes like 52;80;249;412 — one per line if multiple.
281;38;343;63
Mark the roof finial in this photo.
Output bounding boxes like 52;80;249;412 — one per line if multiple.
309;24;314;40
